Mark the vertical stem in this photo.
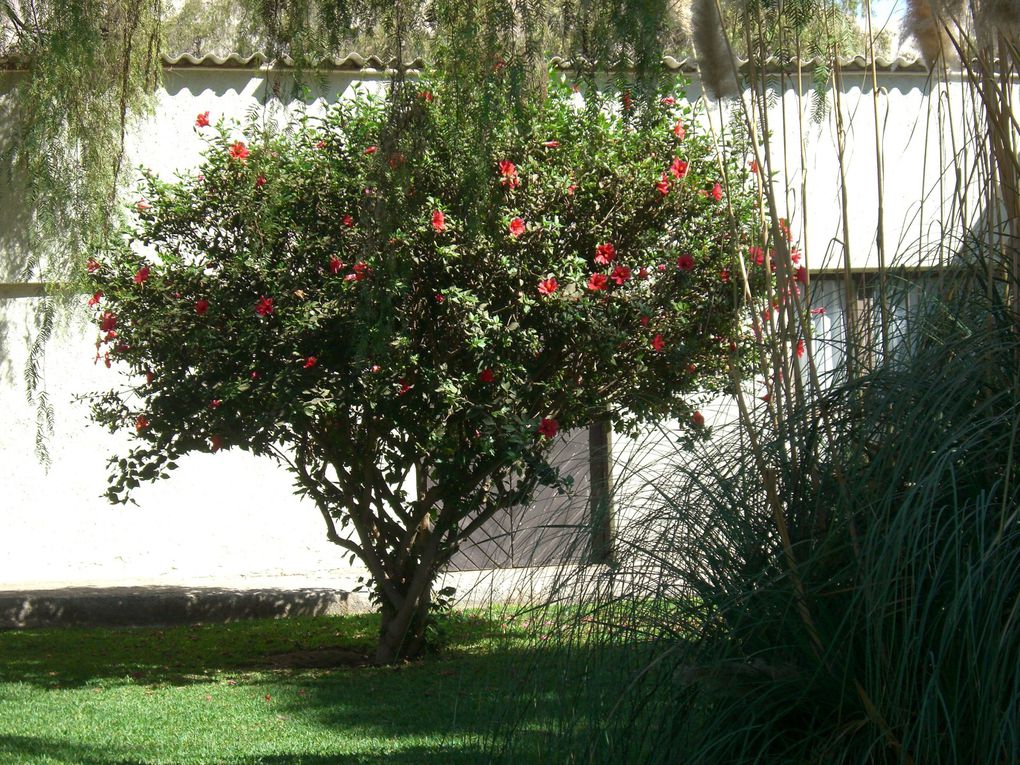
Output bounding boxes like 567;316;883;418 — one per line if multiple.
588;416;614;565
831;61;860;379
864;0;890;358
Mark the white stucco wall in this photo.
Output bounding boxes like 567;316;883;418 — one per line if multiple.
0;62;994;594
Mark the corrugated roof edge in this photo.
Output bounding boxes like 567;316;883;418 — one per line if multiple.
0;51;931;73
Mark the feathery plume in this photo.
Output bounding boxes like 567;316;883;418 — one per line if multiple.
905;0;965;66
691;0;739;99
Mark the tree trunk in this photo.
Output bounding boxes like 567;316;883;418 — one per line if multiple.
374;583;433;664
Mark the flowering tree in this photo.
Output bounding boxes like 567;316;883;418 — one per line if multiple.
85;75;761;663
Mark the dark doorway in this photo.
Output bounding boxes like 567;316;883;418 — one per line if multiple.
448;424;613;571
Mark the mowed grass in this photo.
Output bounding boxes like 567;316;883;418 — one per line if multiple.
0;611;563;764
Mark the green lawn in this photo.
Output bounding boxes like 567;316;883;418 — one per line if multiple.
0;611;562;764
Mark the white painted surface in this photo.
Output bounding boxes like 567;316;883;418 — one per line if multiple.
0;65;999;594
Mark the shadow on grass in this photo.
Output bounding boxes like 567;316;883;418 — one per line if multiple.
0;734;508;765
0;734;502;765
0;735;158;765
0;612;398;687
0;613;571;763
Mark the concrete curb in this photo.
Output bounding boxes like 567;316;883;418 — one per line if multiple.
0;586;374;630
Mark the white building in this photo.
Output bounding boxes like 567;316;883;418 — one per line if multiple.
0;53;981;606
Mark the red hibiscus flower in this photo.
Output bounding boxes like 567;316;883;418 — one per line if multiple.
692;411;705;428
796;339;806;359
431;209;446;233
196;111;210;128
720;267;731;283
498;160;521;189
133;265;150;284
434;294;445;303
711;182;724;202
99;312;117;332
364;145;378;155
566;183;577;196
303;356;317;369
86;259;101;274
790;247;802;265
795;266;807;284
640;315;650;326
637;266;649;279
479;368;495;383
622;91;633;111
509;217;526;237
749;246;765;265
228;141;249;161
342;214;354;227
652;334;666;352
594;242;616;265
418;90;434;102
255;296;274;316
135;415;149;432
537;417;559;438
537;277;559;296
329;256;343;274
749;159;760;174
543;140;560;148
347;262;371;282
587;273;609;291
210;399;221;409
811;306;826;316
673;120;686;140
210;435;224;453
655;173;670;196
315;140;327;149
370;364;381;373
87;291;103;307
610;265;631;285
676;254;695;271
657;263;667;272
661;95;676;106
398;380;412;396
255;175;267;188
669;157;689;179
195;298;210;315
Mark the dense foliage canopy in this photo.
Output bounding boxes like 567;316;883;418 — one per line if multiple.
84;74;762;660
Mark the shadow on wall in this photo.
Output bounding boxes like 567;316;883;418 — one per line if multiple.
0;70;52;401
160;66;386;103
0;585;358;630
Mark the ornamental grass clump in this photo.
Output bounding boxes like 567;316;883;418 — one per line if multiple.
495;252;1020;765
84;74;762;663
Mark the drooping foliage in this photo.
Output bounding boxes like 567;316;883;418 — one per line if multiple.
0;0;877;285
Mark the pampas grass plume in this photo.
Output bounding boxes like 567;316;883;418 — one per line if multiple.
906;0;965;65
691;0;739;99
